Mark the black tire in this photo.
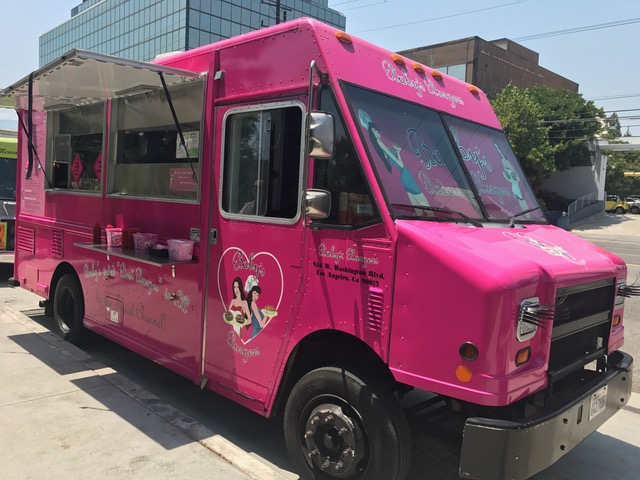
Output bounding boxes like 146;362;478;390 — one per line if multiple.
283;367;411;480
615;207;626;214
631;206;640;215
53;274;85;344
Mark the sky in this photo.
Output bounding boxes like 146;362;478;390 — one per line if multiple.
1;0;639;136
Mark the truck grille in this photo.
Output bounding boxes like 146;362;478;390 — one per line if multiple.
546;278;615;399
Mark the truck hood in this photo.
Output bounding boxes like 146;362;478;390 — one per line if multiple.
395;221;625;287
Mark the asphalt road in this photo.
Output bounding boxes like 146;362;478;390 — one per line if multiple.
571;213;640;397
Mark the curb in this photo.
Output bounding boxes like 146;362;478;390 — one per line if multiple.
0;304;290;480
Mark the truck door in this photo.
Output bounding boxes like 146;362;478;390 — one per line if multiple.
203;100;307;403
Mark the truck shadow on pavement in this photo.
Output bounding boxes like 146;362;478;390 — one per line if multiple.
11;310;298;477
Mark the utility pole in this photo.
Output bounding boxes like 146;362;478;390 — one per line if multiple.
261;0;290;26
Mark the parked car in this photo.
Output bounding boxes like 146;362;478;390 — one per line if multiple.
605;194;629;214
625;196;640;214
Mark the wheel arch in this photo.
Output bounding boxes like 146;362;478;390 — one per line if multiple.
270;329;397;417
48;261;80;304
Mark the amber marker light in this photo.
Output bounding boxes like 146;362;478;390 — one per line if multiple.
612;314;621;327
468;84;480;95
431;70;443;80
412;62;425;74
515;347;531;367
455;365;473;383
335;31;353;44
391;53;406;66
459;342;479;361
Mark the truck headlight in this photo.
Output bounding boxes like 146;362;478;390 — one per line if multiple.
517;297;552;341
615;281;626;307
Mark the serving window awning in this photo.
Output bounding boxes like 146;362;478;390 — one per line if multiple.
0;49;202;110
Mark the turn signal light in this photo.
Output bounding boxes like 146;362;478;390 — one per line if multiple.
515;347;531;366
468;84;480;95
456;365;473;383
431;70;443;80
612;314;621;327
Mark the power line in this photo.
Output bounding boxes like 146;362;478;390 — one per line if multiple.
334;0;395;12
352;0;529;34
589;93;640;101
513;18;640;42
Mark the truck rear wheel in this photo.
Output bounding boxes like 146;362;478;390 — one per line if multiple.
53;274;85;344
283;366;411;480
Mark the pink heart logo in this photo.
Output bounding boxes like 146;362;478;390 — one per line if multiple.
217;247;283;344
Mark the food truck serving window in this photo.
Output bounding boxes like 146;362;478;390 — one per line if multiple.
49;103;105;193
221;102;304;221
108;80;204;201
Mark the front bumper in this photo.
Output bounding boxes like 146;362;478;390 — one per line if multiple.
459;351;633;480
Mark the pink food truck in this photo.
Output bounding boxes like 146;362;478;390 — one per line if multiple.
2;18;635;480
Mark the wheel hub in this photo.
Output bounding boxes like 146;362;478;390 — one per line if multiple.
303;403;366;477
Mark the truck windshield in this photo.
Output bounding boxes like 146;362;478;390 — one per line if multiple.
344;84;545;223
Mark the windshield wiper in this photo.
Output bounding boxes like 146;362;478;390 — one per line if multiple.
508;206;541;228
391;204;483;228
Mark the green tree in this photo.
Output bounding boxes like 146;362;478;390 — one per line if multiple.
528;86;604;170
492;84;605;192
605;151;640;196
602;112;622;141
491;84;555;190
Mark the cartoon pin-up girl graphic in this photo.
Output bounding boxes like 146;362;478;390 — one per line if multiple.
223;277;251;333
223;274;279;342
359;109;429;208
247;285;267;338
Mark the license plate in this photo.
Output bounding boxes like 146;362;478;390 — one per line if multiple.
589;385;608;421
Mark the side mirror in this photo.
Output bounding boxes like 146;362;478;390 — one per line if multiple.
305;189;331;219
308;112;334;159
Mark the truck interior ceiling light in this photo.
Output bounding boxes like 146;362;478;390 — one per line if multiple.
515;347;531;366
455;365;473;383
459;342;478;361
335;31;352;44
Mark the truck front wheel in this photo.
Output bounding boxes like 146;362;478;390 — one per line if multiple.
283;366;411;480
53;274;85;344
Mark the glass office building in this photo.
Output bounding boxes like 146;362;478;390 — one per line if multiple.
40;0;346;66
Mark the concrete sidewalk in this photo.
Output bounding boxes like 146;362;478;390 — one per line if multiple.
0;304;288;480
1;301;640;480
